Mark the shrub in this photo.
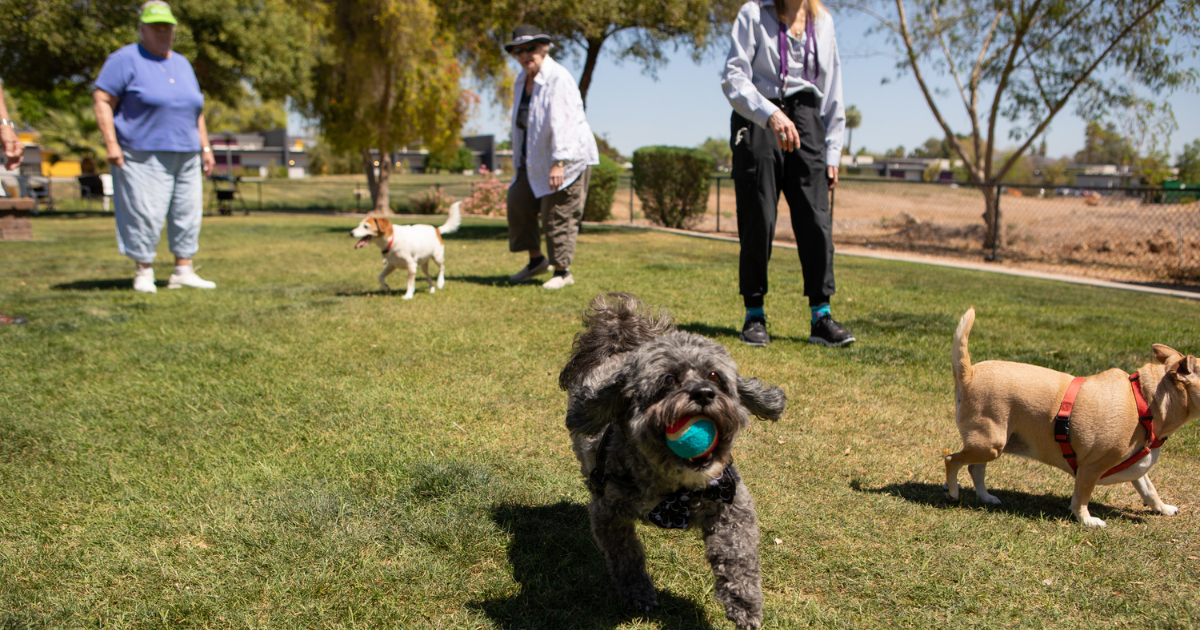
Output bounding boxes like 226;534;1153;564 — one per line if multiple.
632;146;715;228
462;166;507;216
409;186;450;214
584;154;622;222
425;146;476;174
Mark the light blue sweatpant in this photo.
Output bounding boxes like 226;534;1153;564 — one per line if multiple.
113;149;203;264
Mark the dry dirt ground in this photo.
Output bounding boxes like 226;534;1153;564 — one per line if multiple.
603;180;1200;287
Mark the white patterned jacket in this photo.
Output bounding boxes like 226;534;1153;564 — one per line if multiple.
509;55;600;198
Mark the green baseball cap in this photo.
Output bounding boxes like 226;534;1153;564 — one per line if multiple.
140;4;178;25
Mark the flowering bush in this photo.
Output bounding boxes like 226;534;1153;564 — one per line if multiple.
409;186;450;214
462;165;508;216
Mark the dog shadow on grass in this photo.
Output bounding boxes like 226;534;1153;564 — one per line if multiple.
851;480;1147;524
52;278;163;291
470;501;717;630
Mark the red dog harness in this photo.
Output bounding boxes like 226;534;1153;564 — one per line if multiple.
1054;373;1167;478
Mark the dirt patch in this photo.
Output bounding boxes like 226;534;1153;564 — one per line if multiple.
604;180;1200;287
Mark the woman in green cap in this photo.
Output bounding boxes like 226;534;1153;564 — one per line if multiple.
93;0;217;294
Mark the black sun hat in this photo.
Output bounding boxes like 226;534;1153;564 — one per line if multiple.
503;25;552;52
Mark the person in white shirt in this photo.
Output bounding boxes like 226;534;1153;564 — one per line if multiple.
721;0;854;347
504;25;600;290
0;78;27;325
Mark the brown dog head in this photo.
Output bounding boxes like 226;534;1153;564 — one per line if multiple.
350;217;393;249
1152;344;1200;423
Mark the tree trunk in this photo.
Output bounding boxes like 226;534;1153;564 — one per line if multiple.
374;154;392;215
980;184;1004;259
577;37;605;109
362;148;394;216
362;147;378;200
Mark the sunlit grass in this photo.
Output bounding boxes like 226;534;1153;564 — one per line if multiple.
2;213;1199;628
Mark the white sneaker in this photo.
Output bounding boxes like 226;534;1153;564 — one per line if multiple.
133;268;157;293
542;272;575;290
167;267;216;290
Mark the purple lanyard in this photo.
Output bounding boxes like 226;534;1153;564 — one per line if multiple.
778;14;818;87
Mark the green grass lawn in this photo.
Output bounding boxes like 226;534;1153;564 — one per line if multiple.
2;213;1200;628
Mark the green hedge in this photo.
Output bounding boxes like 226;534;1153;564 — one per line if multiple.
632;146;714;228
584;154;622;222
425;146;475;173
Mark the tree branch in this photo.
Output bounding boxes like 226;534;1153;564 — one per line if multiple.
894;0;981;181
984;0;1042;181
930;3;971;117
993;0;1168;181
969;10;1003;169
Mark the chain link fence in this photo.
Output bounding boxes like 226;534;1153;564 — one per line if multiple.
19;175;482;215
26;172;1200;286
608;175;1200;287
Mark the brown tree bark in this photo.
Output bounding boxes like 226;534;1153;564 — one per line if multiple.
373;153;392;215
577;36;606;109
361;147;394;216
980;184;1003;258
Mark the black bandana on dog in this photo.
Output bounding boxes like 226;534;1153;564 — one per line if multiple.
646;464;739;530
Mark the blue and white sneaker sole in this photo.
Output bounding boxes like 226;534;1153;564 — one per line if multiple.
807;334;855;347
739;334;770;347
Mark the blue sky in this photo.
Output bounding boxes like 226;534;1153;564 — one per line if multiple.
461;11;1200;162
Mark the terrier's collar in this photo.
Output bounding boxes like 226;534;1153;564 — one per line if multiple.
382;234;395;255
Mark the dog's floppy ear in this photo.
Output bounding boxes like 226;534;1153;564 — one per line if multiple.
1167;354;1198;383
371;217;393;237
737;376;787;421
566;375;629;435
1153;344;1183;365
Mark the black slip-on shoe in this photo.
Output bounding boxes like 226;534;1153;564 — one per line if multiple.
739;316;770;346
808;314;855;347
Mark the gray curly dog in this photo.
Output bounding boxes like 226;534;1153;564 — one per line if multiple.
559;293;787;629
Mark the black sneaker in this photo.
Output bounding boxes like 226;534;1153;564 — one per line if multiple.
740;316;770;346
809;314;855;347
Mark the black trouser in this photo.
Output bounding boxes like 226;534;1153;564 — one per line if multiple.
731;91;834;309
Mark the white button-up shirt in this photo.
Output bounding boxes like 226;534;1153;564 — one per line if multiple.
510;55;600;199
721;0;845;165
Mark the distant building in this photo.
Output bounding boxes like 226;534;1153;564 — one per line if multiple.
842;155;958;182
208;128;312;178
1068;163;1135;189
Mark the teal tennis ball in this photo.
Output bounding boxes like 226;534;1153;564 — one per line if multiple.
665;415;718;459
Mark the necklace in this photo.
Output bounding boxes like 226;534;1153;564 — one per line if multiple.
156;60;175;84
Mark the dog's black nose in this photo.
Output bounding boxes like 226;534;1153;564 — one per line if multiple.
689;384;716;404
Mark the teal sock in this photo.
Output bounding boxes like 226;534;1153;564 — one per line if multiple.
745;307;765;320
810;304;831;324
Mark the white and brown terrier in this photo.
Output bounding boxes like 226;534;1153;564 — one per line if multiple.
946;307;1200;527
350;202;461;299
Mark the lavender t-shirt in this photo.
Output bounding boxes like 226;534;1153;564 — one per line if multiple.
95;43;204;152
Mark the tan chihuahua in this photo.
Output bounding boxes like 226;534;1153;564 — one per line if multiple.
946;308;1200;527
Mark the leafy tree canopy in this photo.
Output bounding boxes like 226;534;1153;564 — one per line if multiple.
204;97;288;134
298;0;468;213
1177;140;1200;183
439;0;742;108
0;0;317;106
698;136;732;169
1073;121;1135;166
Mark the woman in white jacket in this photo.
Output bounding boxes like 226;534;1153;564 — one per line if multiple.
504;25;599;290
